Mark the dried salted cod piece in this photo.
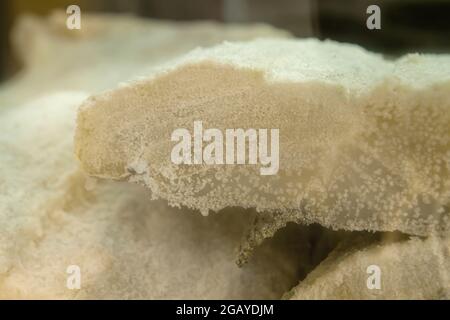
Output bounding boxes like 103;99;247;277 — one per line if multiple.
0;93;308;299
238;53;450;261
286;235;450;300
75;39;450;243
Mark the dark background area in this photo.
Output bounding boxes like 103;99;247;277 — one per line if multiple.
1;0;449;82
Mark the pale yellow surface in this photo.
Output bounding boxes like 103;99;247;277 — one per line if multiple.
1;12;449;300
75;39;450;243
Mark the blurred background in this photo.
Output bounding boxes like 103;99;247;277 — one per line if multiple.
1;0;449;82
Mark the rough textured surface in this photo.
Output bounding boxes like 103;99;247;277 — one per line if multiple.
0;93;312;299
286;235;450;300
75;39;450;247
2;13;449;300
0;13;311;299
